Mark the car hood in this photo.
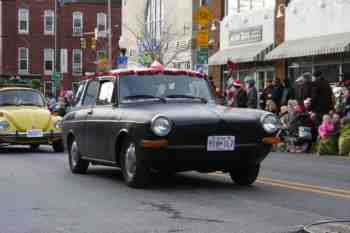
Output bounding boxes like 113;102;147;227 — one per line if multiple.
0;106;52;131
121;103;266;125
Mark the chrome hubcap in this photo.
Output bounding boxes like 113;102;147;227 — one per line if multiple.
125;143;136;179
70;142;79;167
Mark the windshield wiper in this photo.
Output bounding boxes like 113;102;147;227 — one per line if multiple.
165;94;208;103
123;95;166;103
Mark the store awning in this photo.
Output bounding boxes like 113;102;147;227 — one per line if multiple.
265;32;350;60
208;43;274;66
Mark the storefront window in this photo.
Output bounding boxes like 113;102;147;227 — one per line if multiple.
341;62;350;78
288;66;312;85
239;70;255;83
314;64;339;84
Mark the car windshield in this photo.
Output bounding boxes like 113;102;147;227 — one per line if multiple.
119;75;214;104
0;90;45;107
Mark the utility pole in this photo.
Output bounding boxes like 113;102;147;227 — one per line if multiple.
108;0;112;67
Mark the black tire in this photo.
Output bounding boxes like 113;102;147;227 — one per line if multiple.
29;144;40;151
229;165;260;186
120;138;150;188
52;140;64;153
68;139;89;174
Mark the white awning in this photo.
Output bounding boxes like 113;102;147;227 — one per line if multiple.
208;43;274;66
265;32;350;60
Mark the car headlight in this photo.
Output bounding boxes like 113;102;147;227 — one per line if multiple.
54;120;62;129
151;116;172;137
261;114;281;133
0;120;10;131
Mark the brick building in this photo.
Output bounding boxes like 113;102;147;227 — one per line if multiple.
0;0;121;96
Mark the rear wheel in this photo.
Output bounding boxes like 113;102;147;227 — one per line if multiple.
68;139;89;174
52;140;64;153
120;138;150;188
229;165;260;186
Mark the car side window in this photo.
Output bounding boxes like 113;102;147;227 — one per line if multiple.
73;81;86;106
97;81;114;105
82;80;99;106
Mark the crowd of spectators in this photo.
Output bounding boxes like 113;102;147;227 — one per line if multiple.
222;70;350;156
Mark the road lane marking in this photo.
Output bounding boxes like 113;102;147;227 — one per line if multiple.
258;177;350;195
210;173;350;199
257;179;350;200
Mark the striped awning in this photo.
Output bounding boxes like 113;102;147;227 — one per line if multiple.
265;32;350;60
208;43;274;66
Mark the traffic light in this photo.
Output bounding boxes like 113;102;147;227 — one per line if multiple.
80;37;86;49
91;38;96;49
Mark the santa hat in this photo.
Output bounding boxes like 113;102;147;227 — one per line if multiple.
233;79;242;87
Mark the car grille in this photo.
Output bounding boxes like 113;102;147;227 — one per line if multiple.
167;121;264;146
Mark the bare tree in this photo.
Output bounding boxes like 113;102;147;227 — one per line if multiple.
123;12;191;67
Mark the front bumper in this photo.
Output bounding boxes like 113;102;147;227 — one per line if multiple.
0;131;62;144
138;141;272;171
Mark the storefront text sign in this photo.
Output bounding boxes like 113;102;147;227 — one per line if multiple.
229;26;263;46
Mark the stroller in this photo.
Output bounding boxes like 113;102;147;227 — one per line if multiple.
281;111;316;153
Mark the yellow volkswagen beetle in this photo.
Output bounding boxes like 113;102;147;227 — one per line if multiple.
0;86;63;152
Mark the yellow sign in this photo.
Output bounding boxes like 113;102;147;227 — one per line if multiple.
194;5;214;26
197;29;209;48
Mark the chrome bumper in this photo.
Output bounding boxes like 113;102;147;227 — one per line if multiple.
0;131;62;140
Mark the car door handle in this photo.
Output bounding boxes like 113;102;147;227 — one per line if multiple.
87;110;93;115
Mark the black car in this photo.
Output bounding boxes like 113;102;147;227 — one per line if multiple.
62;68;281;188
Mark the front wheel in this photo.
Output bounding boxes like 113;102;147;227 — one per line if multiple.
68;139;89;174
52;140;64;153
120;139;150;188
229;165;260;186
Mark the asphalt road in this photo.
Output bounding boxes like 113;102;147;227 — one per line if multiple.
0;146;349;233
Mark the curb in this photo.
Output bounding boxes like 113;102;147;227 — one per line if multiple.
303;219;350;233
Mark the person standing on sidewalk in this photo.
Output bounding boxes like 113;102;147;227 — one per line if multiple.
234;80;248;108
246;79;258;109
310;70;334;127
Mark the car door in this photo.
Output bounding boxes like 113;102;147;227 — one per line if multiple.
86;77;119;162
80;80;100;157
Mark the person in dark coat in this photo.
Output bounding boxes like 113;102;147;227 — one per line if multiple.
246;79;258;108
310;70;334;127
295;73;312;112
272;79;284;109
260;79;274;110
280;78;294;107
233;80;247;108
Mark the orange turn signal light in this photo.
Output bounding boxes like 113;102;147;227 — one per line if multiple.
262;137;281;145
141;139;168;148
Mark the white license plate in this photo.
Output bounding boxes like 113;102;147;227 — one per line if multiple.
26;129;43;138
207;136;235;151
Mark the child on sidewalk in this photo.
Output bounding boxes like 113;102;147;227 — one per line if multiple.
317;114;339;155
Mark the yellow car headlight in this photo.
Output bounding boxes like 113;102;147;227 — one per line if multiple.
0;120;10;131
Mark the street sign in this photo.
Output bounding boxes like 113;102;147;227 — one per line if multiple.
51;72;61;81
196;48;208;64
196;29;209;48
194;5;214;26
